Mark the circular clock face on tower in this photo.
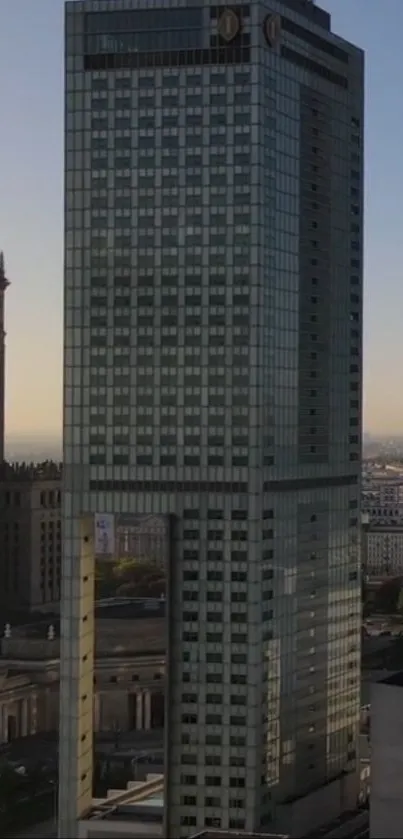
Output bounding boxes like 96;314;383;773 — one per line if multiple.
263;13;281;48
217;8;240;43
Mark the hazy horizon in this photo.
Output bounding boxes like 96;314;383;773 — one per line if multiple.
5;435;62;460
3;431;401;465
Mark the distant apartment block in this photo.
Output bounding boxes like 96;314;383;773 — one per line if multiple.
0;461;62;611
362;479;403;524
365;524;403;578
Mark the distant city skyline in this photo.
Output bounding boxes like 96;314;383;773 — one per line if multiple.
6;430;401;464
5;430;399;463
1;0;403;438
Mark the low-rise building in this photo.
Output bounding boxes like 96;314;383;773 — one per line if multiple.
0;461;62;611
78;783;289;839
78;774;164;838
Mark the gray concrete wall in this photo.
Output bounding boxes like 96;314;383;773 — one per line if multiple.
371;680;403;837
276;771;358;837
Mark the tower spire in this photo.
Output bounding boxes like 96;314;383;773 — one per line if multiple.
0;251;9;462
0;252;9;288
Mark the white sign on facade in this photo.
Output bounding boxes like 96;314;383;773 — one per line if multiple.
94;513;115;556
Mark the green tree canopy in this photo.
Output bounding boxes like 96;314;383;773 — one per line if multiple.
96;556;165;598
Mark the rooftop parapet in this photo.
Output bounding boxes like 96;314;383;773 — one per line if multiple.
0;459;62;481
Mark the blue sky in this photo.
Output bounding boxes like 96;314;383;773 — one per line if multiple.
0;0;400;442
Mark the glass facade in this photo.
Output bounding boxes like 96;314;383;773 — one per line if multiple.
60;1;364;836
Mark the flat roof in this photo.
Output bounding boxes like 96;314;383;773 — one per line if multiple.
140;792;164;807
189;832;288;839
85;777;164;823
10;612;165;645
380;670;403;687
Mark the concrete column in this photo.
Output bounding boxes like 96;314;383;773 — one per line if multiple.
21;698;28;737
3;704;8;741
31;692;38;735
58;515;95;838
144;691;151;730
136;692;143;730
93;693;100;733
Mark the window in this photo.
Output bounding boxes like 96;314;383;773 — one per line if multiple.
182;795;197;806
230;777;245;788
205;754;221;766
205;776;221;786
206;735;221;746
205;796;220;807
180;774;196;785
181;754;197;765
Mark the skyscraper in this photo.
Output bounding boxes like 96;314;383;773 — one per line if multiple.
60;1;364;837
0;252;9;463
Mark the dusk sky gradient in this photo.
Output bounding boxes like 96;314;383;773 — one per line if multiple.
0;0;401;448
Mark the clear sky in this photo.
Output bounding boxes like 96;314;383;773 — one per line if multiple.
0;0;401;446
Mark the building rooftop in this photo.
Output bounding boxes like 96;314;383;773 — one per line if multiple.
0;460;62;481
81;783;290;839
7;604;165;636
79;775;164;837
139;792;164;807
189;833;288;839
1;613;166;660
380;670;403;687
282;0;330;30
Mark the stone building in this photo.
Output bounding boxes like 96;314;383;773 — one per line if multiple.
0;461;62;612
0;615;165;743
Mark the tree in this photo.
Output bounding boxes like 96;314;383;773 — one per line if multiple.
113;556;165;597
95;555;166;598
95;559;117;598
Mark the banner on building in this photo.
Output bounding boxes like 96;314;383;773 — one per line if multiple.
94;513;115;556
